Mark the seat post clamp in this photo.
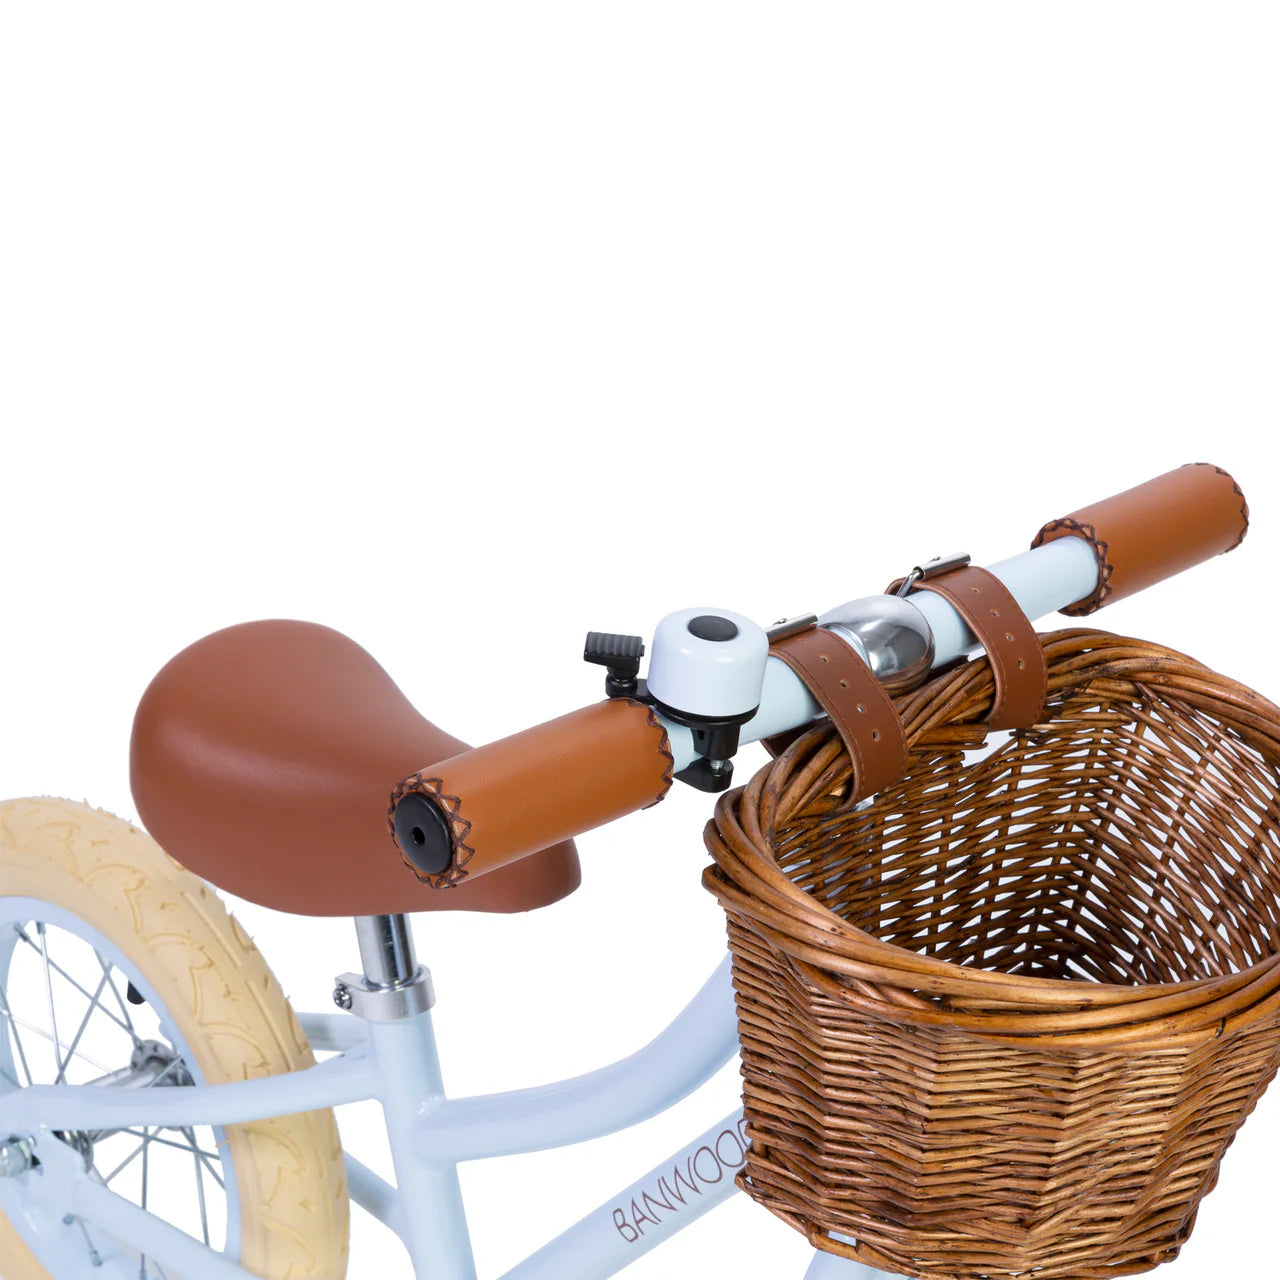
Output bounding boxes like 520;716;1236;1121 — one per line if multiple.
333;966;436;1022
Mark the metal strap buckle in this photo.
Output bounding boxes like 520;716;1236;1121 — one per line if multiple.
895;552;971;598
766;613;818;643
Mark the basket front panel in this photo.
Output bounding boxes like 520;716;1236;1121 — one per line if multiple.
727;914;1280;1280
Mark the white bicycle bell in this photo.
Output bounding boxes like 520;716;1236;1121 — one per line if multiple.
647;607;770;720
646;607;770;791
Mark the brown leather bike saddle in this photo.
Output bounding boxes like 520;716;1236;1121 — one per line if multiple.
130;619;581;915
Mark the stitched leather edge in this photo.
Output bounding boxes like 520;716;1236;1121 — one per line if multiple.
1194;462;1251;552
1032;516;1113;616
387;772;475;889
636;700;676;808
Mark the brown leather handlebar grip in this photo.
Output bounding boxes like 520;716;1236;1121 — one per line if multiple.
1032;463;1249;616
389;698;674;888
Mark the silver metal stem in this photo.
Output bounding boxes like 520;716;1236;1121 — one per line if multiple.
354;915;418;989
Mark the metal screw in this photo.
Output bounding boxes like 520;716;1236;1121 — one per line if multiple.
332;984;353;1010
0;1136;35;1178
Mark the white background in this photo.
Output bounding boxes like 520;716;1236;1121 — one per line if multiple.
1;4;1278;1278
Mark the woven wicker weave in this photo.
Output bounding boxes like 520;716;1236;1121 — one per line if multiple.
705;630;1280;1280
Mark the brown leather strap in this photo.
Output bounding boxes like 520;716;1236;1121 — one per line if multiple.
766;625;907;801
901;565;1047;730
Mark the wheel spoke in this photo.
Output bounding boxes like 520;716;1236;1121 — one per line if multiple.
140;1123;151;1279
56;970;111;1085
95;949;145;1048
37;922;63;1081
3;1013;112;1073
194;1140;228;1191
118;1126;226;1179
184;1126;211;1246
0;984;35;1087
13;926;138;1042
102;1137;147;1185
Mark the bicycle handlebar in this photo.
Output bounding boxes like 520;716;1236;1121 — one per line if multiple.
391;464;1249;888
390;700;673;889
1031;462;1248;615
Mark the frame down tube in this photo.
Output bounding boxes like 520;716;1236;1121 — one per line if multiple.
415;957;739;1164
403;955;740;1277
500;1113;902;1280
502;1111;750;1279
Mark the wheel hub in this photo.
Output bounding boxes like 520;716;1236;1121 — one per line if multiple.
54;1038;194;1166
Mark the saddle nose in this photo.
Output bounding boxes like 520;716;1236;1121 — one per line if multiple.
130;619;581;916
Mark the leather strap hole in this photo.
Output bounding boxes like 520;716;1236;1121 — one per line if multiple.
857;703;867;713
911;562;1045;736
872;730;881;741
839;679;849;688
820;654;829;663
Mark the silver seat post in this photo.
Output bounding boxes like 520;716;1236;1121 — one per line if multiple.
334;915;435;1022
355;914;418;988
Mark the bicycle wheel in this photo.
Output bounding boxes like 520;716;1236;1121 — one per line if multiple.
0;798;349;1278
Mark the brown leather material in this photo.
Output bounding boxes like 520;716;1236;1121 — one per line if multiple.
130;620;581;916
766;625;907;802
393;699;674;886
897;565;1048;730
1032;463;1249;616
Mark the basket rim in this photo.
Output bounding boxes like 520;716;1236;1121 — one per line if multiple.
706;629;1280;1044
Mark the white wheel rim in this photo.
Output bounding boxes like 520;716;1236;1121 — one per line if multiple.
0;896;243;1279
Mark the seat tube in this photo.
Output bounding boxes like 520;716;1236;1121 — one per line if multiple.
350;914;478;1280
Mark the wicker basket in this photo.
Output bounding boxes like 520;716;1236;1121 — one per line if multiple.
704;630;1280;1280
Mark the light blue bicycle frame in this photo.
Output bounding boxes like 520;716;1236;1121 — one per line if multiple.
0;925;893;1280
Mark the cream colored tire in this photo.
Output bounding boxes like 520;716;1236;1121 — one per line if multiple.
0;797;349;1279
